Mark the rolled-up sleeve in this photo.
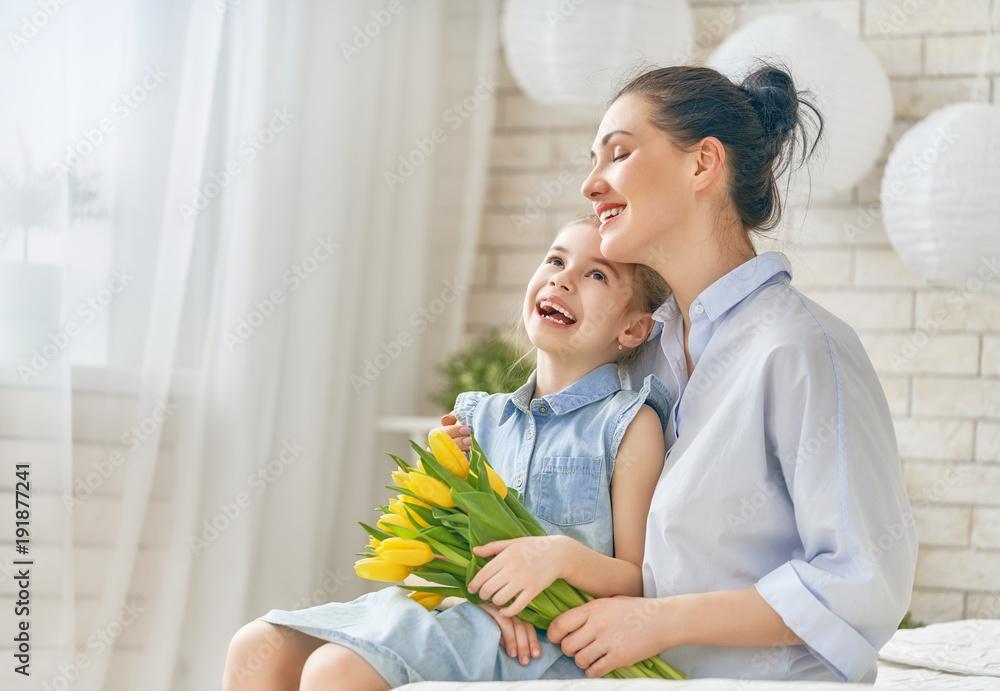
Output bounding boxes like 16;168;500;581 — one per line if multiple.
754;314;918;682
453;391;488;428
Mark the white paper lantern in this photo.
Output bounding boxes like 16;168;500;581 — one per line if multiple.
501;0;694;114
881;102;1000;288
708;14;893;200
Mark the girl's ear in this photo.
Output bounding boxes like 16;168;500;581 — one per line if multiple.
618;314;654;349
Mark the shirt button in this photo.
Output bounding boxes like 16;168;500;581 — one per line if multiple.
538;405;547;413
693;304;704;315
515;477;523;488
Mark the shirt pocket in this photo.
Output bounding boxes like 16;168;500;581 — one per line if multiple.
534;456;603;526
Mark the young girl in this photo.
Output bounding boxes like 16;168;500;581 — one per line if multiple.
222;215;673;690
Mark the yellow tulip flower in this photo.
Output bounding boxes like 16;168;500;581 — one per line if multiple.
376;537;434;566
377;512;416;531
428;429;470;479
408;591;446;611
408;472;457;508
484;465;508;499
389;496;429;527
354;557;411;582
403;494;430;509
367;536;381;552
391;469;412;490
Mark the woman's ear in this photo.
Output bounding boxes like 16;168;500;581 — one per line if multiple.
618;314;654;349
690;136;726;193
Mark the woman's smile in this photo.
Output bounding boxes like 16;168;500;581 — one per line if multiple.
594;202;627;234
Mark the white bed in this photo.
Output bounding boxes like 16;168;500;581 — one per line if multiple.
398;620;1000;691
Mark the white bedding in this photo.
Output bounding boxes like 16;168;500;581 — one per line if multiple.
400;681;880;690
398;620;1000;691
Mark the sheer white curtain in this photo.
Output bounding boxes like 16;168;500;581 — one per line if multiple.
0;1;497;689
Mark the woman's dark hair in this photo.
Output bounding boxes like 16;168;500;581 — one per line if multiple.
612;62;824;237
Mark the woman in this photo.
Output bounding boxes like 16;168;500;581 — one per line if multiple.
449;63;917;683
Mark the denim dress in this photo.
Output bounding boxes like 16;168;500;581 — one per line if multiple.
259;363;671;686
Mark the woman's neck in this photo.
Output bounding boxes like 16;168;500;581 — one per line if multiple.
532;351;609;400
658;231;756;326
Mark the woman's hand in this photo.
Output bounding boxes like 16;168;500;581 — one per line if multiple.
478;602;541;666
468;536;565;617
435;412;472;451
547;595;670;678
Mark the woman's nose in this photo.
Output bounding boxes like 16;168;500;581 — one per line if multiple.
581;166;608;199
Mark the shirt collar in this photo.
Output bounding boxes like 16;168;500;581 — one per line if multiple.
695;251;792;321
649;251;792;331
499;362;622;424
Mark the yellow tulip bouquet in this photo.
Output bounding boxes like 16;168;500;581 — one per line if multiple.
354;430;685;680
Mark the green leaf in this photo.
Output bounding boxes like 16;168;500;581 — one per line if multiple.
422;525;469;550
400;501;439;528
503;490;547;537
423;557;468;579
545;579;587;609
386;452;413;471
358;521;393;542
439;512;469;528
380;522;423;541
408;569;464;588
454;492;529;543
410;443;480;496
420;533;470;567
515;607;551;629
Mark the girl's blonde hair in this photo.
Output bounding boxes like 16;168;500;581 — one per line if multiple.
506;213;671;372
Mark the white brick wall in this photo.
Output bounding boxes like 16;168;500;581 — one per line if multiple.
467;1;1000;623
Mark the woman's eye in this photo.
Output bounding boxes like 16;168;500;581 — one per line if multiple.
613;152;629;162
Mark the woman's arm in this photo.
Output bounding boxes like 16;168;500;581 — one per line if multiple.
547;586;802;678
468;404;665;612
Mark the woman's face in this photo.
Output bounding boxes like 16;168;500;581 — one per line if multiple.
581;93;697;269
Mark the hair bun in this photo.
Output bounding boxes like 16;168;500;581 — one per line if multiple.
741;66;799;147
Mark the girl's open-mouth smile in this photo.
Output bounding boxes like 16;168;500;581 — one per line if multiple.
535;296;577;327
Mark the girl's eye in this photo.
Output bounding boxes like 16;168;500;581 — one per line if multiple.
589;271;607;283
547;256;564;267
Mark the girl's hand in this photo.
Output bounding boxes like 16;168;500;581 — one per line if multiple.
468;536;565;617
547;595;670;678
435;412;472;451
478;602;541;666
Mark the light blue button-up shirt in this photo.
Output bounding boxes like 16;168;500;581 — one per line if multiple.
629;251;917;683
454;363;671;557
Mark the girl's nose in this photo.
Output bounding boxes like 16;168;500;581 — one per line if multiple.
549;273;572;292
581;166;608;199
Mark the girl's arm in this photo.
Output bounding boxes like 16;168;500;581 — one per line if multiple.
468;404;665;614
560;402;665;597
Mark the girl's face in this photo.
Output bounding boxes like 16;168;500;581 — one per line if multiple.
581;93;696;268
522;221;637;364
